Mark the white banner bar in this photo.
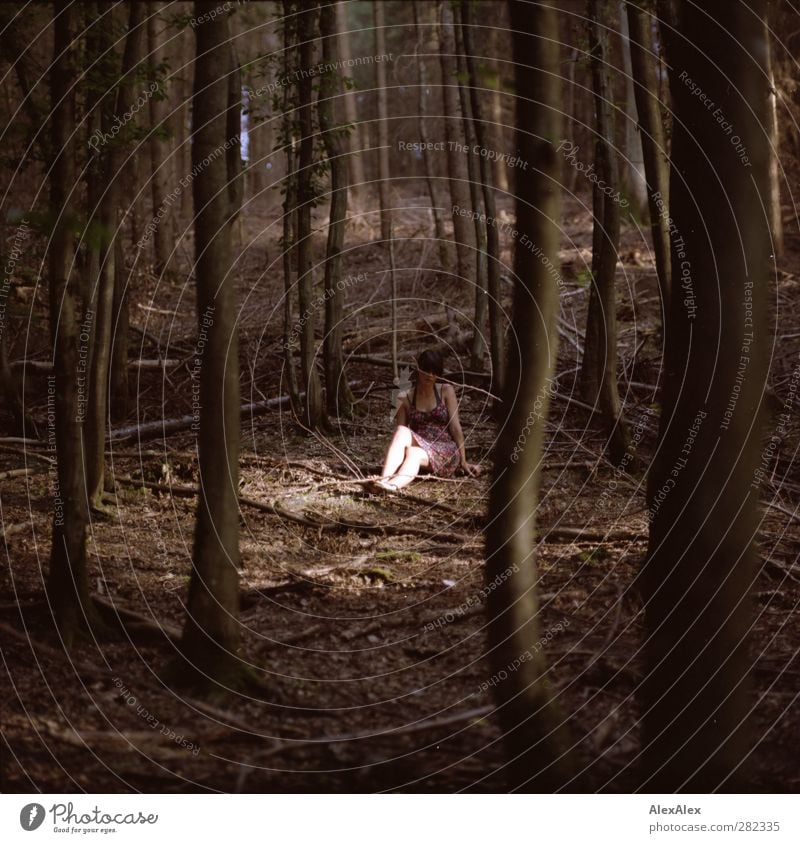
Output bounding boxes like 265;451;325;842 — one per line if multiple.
3;794;799;842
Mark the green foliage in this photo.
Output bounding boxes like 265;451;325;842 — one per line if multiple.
578;546;611;566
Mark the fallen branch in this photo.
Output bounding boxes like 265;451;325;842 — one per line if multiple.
0;467;39;481
108;394;295;442
539;526;647;543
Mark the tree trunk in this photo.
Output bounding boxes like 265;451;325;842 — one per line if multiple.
487;26;508;194
319;1;354;418
438;1;474;286
484;0;574;791
579;0;629;465
281;4;302;420
111;3;147;420
462;0;504;393
46;2;97;648
639;0;770;791
176;0;244;691
227;42;243;222
413;1;447;266
618;1;649;216
454;5;488;371
295;4;325;428
86;2;145;494
374;1;392;245
148;2;174;274
334;0;366;201
766;17;783;258
626;0;671;317
373;1;397;377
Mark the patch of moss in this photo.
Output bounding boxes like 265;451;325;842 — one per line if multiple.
375;550;422;563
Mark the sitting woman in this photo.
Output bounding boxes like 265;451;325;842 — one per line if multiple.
371;349;483;493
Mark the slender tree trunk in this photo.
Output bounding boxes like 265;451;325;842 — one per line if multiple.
485;0;574;791
413;1;447;266
86;2;145;492
373;3;392;244
580;0;629;464
765;18;783;258
639;0;770;791
0;327;28;436
319;1;354;418
296;4;325;428
281;5;301;419
148;2;174;274
618;1;648;216
177;0;244;690
111;3;146;420
439;1;474;286
373;1;397;378
83;2;104;314
487;26;508;194
109;254;130;420
46;2;98;648
455;6;488;371
334;0;366;201
179;30;193;219
227;42;243;221
627;0;671;317
462;0;504;391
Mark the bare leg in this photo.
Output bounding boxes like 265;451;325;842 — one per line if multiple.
381;425;413;479
388;445;429;489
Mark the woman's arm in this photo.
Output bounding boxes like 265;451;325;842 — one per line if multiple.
444;385;482;475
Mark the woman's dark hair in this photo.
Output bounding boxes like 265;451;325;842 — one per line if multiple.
417;349;444;377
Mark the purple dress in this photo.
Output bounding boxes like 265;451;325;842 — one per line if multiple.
407;385;460;477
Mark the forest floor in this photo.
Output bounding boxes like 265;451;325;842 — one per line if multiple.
2;192;799;792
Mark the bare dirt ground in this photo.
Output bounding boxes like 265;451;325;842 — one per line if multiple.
2;193;799;792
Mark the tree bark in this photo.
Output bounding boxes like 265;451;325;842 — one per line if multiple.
438;1;474;286
579;0;629;465
626;0;671;318
295;3;325;428
639;0;770;791
176;0;243;690
485;0;574;791
46;2;97;648
319;1;354;418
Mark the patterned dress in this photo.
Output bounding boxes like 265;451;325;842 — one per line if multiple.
407;385;460;477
